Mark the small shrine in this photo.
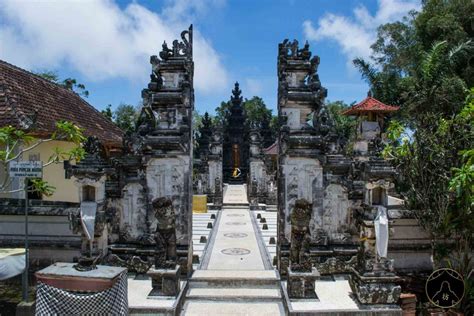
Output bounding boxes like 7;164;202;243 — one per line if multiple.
223;82;249;183
342;92;399;155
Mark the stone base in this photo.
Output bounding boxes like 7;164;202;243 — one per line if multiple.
287;267;320;299
16;300;36;316
282;277;402;316
147;265;181;297
350;268;401;304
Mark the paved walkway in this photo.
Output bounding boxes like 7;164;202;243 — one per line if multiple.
223;184;248;204
182;184;284;315
205;205;265;270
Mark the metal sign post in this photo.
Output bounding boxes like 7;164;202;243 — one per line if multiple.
22;178;29;302
8;160;43;303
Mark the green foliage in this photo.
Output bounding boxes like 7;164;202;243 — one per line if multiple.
52;120;86;144
0;121;84;195
383;90;474;279
353;0;474;122
113;104;137;133
101;104;113;121
325;100;357;140
214;101;231;125
29;178;55;197
242;96;277;147
34;70;89;98
242;96;272;126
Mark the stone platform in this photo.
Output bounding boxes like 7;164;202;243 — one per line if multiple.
282;276;402;315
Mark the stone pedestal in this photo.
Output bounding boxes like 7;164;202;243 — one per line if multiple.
287;267;320;299
35;262;127;315
147;265;181;297
350;267;401;304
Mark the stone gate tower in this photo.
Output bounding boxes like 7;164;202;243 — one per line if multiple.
139;25;195;274
276;40;327;275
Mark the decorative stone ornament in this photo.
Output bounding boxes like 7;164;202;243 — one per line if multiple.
147;197;181;297
286;199;321;299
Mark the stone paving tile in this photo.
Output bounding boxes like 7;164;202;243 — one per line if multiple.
252;210;278;267
206;207;265;270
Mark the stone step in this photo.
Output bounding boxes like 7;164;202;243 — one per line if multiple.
189;270;280;287
181;301;285;316
186;286;282;301
223;204;249;208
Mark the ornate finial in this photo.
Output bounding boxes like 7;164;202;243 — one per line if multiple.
278;39;312;60
157;25;193;61
367;90;372;97
231;82;243;104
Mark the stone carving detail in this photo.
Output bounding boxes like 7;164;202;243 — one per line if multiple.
314;256;357;275
152;197;177;269
221;248;251;255
104;254;152;274
158;27;192;60
224;233;248;238
289;199;313;272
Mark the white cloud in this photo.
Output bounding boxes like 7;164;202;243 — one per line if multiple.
0;0;229;94
244;78;264;96
303;0;420;64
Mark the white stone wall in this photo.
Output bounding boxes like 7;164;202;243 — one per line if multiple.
318;184;351;241
281;157;322;238
146;157;191;243
121;182;147;239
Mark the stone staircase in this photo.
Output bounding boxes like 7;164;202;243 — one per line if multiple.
181;270;285;315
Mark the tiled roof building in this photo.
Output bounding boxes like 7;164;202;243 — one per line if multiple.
0;60;123;146
342;94;399;116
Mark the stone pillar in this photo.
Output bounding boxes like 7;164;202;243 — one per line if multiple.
248;124;266;209
350;161;401;304
194;112;212;196
276;39;327;276
140;25;194;276
208;124;223;206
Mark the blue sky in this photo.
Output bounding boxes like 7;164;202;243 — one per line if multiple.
0;0;420;115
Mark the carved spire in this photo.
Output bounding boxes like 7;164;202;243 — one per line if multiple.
158;24;193;61
231;82;243;105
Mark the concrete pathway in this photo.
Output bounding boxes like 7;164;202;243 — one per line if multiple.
223;184;248;204
182;185;284;315
205;206;265;270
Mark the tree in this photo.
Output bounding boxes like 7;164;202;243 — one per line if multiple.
101;104;113;121
325;100;357;140
355;2;474;311
382;89;473;273
113;104;137;133
353;0;474;122
214;101;231;125
242;96;277;147
34;70;89;98
242;96;272;126
0;121;85;196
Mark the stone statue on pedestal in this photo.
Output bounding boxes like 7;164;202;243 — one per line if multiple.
147;197;181;297
287;199;320;299
152;197;177;269
289;199;312;272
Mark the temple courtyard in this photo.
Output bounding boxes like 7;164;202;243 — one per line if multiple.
0;1;472;315
122;185;401;315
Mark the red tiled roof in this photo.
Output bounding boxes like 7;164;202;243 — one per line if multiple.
0;60;123;146
341;96;399;116
263;141;278;155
